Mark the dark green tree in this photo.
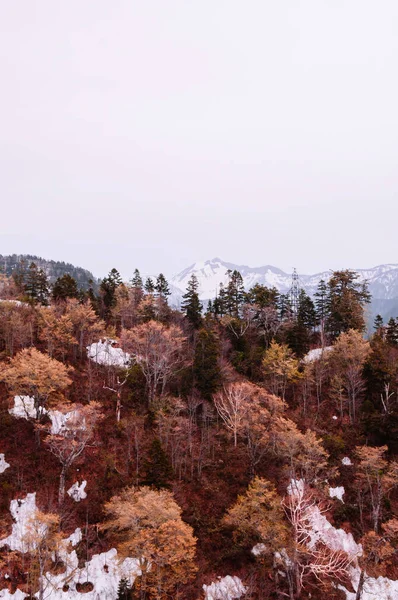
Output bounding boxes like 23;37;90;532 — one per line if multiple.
193;326;221;400
130;268;143;290
246;284;279;309
225;269;245;317
326;270;371;339
99;268;123;319
144;277;155;294
117;577;132;600
214;283;227;317
52;274;79;302
155;273;170;300
24;262;49;305
386;318;398;347
181;274;203;329
374;314;384;331
278;293;293;322
143;438;173;489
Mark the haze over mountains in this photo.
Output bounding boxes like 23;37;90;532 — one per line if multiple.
2;254;398;322
170;257;398;321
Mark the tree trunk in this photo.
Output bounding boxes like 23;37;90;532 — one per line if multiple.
59;465;67;505
355;569;365;600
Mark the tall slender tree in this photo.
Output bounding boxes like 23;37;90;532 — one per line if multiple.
181;274;203;328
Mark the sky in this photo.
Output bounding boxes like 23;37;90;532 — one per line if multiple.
1;1;398;280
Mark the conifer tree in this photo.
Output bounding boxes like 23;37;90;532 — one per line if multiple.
386;317;398;346
144;277;155;294
24;262;50;305
326;270;371;339
143;438;173;489
181;274;203;328
225;269;245;317
155;273;170;299
193;326;221;399
130;268;143;289
117;578;131;600
52;274;79;302
100;268;122;319
374;314;384;331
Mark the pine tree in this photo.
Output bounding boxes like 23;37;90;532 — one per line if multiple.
144;277;155;294
181;274;203;328
52;274;79;302
278;293;293;322
100;268;122;319
374;314;384;331
24;262;49;305
193;326;221;399
117;578;131;600
155;273;170;299
215;283;227;317
246;283;279;308
225;269;245;317
130;268;143;289
326;270;371;339
386;318;398;347
143;438;173;489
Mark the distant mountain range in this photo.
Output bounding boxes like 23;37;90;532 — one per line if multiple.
2;254;398;324
170;258;398;323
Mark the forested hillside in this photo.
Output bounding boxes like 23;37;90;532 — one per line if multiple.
1;263;398;599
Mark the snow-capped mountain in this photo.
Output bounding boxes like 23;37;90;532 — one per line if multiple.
170;258;398;319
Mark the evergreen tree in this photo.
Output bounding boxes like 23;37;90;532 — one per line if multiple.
24;262;49;305
214;283;227;317
52;274;79;302
326;270;371;339
100;268;122;319
297;289;316;330
374;314;384;331
181;274;203;328
386;318;398;347
155;273;170;300
246;284;279;308
144;277;155;294
278;293;293;322
117;578;132;600
143;438;173;489
193;326;221;400
130;268;143;289
206;299;214;315
225;269;245;317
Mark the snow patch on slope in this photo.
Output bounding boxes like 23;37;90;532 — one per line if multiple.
0;454;10;474
9;395;47;420
87;339;130;368
67;481;87;502
0;493;141;599
203;575;247;600
329;486;345;502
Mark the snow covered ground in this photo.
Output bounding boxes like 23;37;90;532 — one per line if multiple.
0;455;10;474
9;395;47;420
329;486;345;502
87;339;131;368
302;346;333;364
67;480;87;502
0;493;141;599
203;575;246;600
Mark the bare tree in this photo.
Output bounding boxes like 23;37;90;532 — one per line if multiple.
213;382;255;447
41;402;102;504
120;321;186;405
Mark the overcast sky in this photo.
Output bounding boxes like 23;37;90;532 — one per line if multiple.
1;1;398;280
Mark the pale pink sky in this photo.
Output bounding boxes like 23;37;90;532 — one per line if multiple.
1;1;398;279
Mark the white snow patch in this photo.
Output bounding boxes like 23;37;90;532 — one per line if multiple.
340;567;398;600
9;395;47;420
0;590;27;599
0;454;10;473
342;457;353;466
332;415;338;420
305;505;361;556
303;346;333;364
67;481;87;502
287;478;305;497
329;486;345;502
0;494;141;600
87;339;130;368
0;492;40;553
251;543;267;557
203;575;246;600
49;408;80;435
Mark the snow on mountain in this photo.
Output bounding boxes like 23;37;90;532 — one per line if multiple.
170;258;398;308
